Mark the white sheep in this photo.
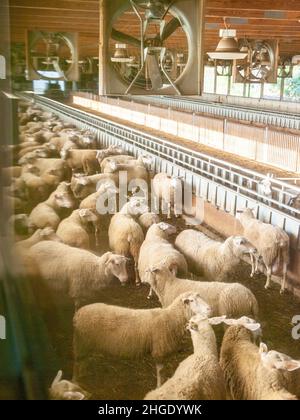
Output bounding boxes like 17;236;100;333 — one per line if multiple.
73;292;212;387
138;223;188;298
49;370;90;400
71;173;118;200
144;266;259;319
237;208;290;293
175;229;256;281
56;209;99;249
15;227;62;251
28;182;77;231
152;173;184;219
108;198;148;285
220;322;298;400
29;242;129;309
144;314;227;400
100;154;135;173
138;212;161;232
61;149;100;175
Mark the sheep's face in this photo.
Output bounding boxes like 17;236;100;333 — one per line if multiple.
259;343;300;372
71;177;91;199
79;209;98;224
124;198;149;216
105;255;129;285
182;293;212;319
231;236;257;257
49;371;88;400
157;222;177;236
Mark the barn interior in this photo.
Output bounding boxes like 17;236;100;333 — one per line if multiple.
0;0;300;401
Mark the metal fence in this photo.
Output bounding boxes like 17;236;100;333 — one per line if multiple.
73;92;300;174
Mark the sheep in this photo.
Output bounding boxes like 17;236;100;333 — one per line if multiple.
144;314;227;400
56;209;99;250
95;146;125;165
259;343;300;399
21;167;50;204
15;227;62;252
152;173;184;219
143;266;259;319
61;149;100;175
73;292;212;387
220;323;298;400
33;158;70;184
49;370;90;400
138;223;188;298
18;148;51;165
175;230;256;281
237;208;290;293
138;212;161;232
104;158;149;184
29;242;129;309
71;173;119;200
108;198;149;285
100;154;135;173
28;182;77;231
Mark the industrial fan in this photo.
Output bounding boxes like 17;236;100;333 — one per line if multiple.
26;31;79;81
101;0;205;95
233;40;279;84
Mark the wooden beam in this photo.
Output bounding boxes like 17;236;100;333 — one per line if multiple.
206;1;300;12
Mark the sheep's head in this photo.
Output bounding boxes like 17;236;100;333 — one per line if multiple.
54;184;76;209
104;253;129;285
49;370;89;400
39;227;62;242
259;343;300;372
180;292;212;320
71;176;92;199
236;208;255;222
224;317;262;343
79;208;99;224
121;197;149;216
230;236;257;257
156;222;177;237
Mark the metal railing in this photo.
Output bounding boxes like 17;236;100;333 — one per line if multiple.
19;93;300;249
130;94;300;130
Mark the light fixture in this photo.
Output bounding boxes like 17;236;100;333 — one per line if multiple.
111;44;134;63
207;19;248;60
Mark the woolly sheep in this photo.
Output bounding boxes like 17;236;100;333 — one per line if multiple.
15;227;62;252
138;212;161;232
95;146;125;166
152;173;184;219
28;182;77;231
220;323;298;400
237;209;290;293
29;242;129;309
144;266;259;319
100;154;135;173
175;230;256;281
73;292;212;387
49;370;90;400
61;149;100;175
144;314;227;400
56;209;99;249
108;198;148;285
138;223;188;298
71;173;118;200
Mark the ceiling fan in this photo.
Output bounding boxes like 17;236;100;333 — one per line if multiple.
110;0;186;94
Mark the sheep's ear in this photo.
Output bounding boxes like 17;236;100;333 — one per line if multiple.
51;370;63;387
275;360;300;372
208;316;227;326
259;343;268;354
63;391;85;400
244;322;261;332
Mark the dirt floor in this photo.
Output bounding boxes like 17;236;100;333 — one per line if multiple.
32;215;300;400
70;101;300;180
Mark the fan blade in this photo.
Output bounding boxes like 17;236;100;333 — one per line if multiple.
111;28;141;48
147;54;163;90
161;18;181;42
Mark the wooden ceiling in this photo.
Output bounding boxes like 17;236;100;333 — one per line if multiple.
9;0;300;58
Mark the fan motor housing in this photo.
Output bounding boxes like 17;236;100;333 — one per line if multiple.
99;0;206;95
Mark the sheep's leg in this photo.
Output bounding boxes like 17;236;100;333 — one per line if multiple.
264;266;272;290
134;263;141;287
167;202;172;219
147;287;154;300
250;254;255;278
156;363;164;388
280;263;288;295
255;255;260;274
